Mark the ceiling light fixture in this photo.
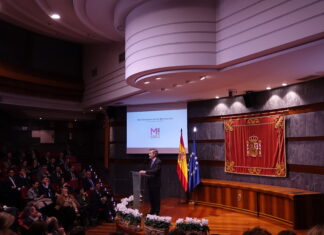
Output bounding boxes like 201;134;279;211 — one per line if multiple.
282;83;287;86
144;81;150;84
155;77;161;80
39;117;42;120
50;13;61;20
266;86;271;90
215;96;220;99
90;109;94;112
200;76;206;81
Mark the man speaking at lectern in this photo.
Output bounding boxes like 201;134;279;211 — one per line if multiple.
139;149;161;215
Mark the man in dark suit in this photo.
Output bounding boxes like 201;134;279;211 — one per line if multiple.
139;149;161;215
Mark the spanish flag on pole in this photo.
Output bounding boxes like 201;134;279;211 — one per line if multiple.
176;129;188;191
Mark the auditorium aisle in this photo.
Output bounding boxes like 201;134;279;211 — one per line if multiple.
86;198;308;235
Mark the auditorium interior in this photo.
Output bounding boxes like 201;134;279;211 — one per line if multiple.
0;1;324;235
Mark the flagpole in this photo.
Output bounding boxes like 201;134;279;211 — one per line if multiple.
188;126;197;204
177;128;188;203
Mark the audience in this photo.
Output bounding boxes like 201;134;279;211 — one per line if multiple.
0;147;116;234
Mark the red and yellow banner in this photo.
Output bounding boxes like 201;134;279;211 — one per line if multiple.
224;114;286;177
177;130;188;191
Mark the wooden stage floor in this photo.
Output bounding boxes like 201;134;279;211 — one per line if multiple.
86;197;309;235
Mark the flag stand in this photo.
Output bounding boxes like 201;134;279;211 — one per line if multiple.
178;185;188;204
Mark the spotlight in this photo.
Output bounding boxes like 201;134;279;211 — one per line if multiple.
50;13;61;20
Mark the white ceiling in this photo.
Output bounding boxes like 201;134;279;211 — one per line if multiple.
0;0;324;113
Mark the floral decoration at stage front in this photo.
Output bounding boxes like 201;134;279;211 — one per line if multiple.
144;214;172;235
176;217;210;235
115;195;142;231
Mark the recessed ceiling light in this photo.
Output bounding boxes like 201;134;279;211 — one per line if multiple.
99;107;103;110
282;83;287;86
50;13;61;20
200;76;206;81
155;77;162;80
39;117;42;120
144;81;150;84
266;86;271;90
90;109;94;112
74;119;78;122
215;96;220;99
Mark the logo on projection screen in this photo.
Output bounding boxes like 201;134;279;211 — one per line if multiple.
150;128;160;138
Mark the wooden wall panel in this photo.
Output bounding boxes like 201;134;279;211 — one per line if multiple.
191;179;323;229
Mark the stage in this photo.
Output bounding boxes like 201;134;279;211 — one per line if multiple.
86;197;308;235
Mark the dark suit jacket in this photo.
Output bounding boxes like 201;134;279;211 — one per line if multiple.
145;157;161;188
82;177;95;191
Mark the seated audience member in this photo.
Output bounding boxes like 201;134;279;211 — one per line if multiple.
20;160;31;177
37;165;51;182
4;169;22;208
27;181;52;211
89;183;115;224
30;159;40;176
307;224;324;235
62;158;71;172
51;166;64;185
42;152;51;165
16;168;30;188
56;187;79;231
64;165;79;191
243;227;271;235
0;211;17;235
76;188;89;227
39;177;55;201
278;230;297;235
47;216;65;235
57;152;65;168
3;152;17;169
47;158;56;173
39;177;56;216
21;205;46;229
82;171;95;191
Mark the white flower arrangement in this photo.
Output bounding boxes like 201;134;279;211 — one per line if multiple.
116;195;142;225
176;217;209;232
144;214;172;229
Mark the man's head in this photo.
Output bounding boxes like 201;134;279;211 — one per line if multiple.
148;149;158;160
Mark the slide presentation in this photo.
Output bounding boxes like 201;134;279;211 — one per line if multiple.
127;103;188;154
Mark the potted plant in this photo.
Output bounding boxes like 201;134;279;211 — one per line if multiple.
144;214;172;235
115;195;142;231
175;217;210;235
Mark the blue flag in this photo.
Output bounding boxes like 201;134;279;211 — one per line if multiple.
188;136;200;192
